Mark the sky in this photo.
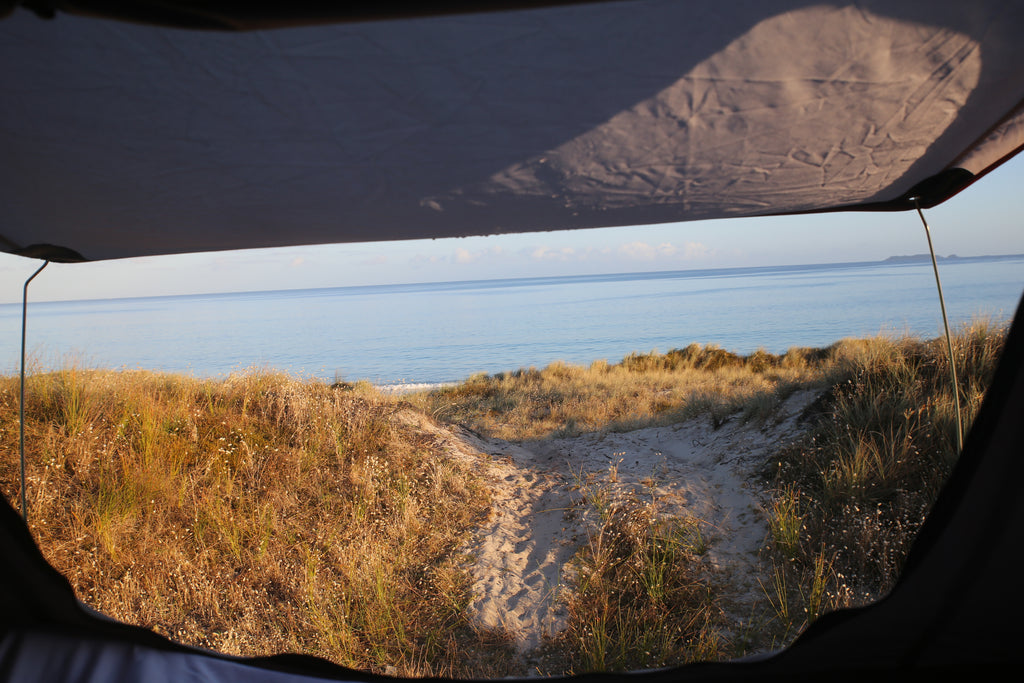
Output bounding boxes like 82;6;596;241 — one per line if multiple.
1;153;1022;305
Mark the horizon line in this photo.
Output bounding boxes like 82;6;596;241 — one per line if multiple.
4;251;1023;307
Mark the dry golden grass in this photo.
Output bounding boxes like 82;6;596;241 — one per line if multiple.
557;480;722;673
761;320;1008;644
408;327;1009;662
1;323;1006;675
409;343;848;441
0;368;511;677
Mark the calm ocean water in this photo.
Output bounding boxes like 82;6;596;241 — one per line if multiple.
1;256;1022;386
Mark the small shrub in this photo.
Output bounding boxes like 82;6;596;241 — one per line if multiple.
561;485;723;672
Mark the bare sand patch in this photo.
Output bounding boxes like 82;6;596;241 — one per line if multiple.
402;390;818;655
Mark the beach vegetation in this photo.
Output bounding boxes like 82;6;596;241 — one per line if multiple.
558;478;722;672
760;319;1007;643
0;368;509;678
409;342;851;441
0;320;1009;676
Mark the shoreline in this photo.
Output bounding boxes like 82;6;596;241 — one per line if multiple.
375;381;458;396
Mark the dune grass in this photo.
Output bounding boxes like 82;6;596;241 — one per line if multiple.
556;477;722;672
759;320;1008;643
410;324;1008;665
0;368;509;678
406;340;875;670
0;322;1008;675
408;343;851;441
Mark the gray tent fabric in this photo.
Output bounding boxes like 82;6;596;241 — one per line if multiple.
2;0;1024;261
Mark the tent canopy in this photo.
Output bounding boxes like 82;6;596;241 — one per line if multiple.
2;0;1023;262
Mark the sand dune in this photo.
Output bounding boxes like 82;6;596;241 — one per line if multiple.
401;390;818;655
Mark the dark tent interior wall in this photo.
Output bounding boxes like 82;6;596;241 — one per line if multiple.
1;0;1022;680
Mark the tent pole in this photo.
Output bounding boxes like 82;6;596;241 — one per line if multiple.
914;199;964;453
19;260;49;525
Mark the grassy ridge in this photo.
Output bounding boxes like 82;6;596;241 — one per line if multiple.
0;370;500;677
0;323;1008;675
409;343;850;440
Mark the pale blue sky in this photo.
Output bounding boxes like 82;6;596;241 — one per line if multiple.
1;154;1022;305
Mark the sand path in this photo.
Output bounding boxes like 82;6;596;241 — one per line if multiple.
403;390;817;654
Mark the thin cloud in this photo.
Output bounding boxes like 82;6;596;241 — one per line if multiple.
453;245;505;264
529;246;576;261
618;240;712;261
618;241;657;260
681;241;712;259
410;253;444;265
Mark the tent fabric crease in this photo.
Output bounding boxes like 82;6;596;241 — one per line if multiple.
2;1;1024;261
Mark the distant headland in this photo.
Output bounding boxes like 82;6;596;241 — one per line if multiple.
883;253;1023;264
884;253;961;263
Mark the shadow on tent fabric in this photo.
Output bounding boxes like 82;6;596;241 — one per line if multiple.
1;293;1022;682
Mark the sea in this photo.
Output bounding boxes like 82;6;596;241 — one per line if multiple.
1;255;1022;388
